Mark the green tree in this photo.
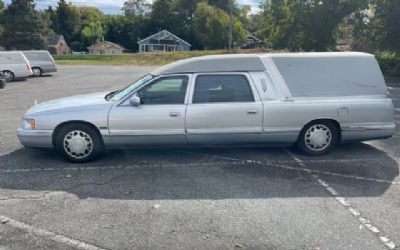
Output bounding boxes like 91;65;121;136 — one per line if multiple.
123;0;150;16
39;9;55;38
371;0;400;51
1;0;46;49
260;0;366;51
53;0;81;43
80;20;103;49
77;7;104;50
193;2;245;49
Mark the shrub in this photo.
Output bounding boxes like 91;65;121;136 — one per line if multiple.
375;51;400;77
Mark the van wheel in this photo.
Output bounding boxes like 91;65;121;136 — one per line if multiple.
32;67;42;77
297;121;338;156
55;124;103;163
3;71;14;82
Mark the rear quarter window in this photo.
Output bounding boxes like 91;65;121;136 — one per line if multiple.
193;74;254;103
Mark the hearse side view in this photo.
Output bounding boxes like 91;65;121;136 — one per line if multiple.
16;52;396;163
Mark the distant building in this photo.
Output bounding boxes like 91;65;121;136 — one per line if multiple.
138;30;191;52
241;35;267;49
87;41;126;55
47;35;71;55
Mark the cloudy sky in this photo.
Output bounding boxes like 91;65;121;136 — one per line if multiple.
4;0;261;14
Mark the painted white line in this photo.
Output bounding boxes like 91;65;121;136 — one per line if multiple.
265;162;400;185
0;162;248;173
0;215;108;250
284;148;396;250
176;151;400;185
1;151;398;185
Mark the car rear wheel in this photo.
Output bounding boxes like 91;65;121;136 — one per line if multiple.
55;124;103;163
3;71;15;82
32;67;42;77
296;121;338;156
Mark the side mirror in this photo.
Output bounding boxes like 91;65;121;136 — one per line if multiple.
129;95;141;106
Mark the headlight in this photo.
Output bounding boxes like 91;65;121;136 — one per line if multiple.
23;119;35;129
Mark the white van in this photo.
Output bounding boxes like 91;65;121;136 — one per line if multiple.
22;51;57;76
0;51;33;81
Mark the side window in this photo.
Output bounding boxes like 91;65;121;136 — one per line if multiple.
193;75;254;103
137;76;188;105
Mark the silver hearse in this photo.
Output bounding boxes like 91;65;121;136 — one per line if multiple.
17;52;395;162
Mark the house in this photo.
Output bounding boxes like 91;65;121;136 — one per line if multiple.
138;30;191;52
241;35;267;49
87;41;126;55
47;35;71;54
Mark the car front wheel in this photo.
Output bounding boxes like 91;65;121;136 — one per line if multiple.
296;121;338;156
55;124;103;163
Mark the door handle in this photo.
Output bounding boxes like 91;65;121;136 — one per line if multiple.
247;109;258;114
169;112;180;117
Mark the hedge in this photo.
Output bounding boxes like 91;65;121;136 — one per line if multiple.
375;51;400;77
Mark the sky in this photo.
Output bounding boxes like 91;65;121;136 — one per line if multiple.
4;0;262;14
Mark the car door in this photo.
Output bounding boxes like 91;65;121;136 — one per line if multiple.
186;73;264;144
108;75;190;145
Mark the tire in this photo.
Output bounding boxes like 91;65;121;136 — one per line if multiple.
32;67;42;77
296;120;338;156
3;70;15;82
55;123;103;163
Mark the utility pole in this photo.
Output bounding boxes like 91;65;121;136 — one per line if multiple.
228;0;233;50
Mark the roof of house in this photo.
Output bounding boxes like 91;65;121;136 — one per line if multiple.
138;30;191;46
47;34;65;47
87;41;126;50
246;35;263;42
151;52;373;76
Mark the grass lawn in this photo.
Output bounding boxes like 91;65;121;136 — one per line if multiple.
54;49;271;66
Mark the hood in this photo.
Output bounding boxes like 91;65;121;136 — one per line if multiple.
26;92;111;116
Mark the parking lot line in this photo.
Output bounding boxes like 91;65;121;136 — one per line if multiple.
174;150;400;185
283;148;396;250
0;215;108;250
1;159;399;186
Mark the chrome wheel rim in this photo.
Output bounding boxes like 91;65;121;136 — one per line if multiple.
32;68;41;76
63;130;93;159
304;124;332;151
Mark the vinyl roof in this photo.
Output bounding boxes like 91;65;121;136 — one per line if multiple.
150;52;373;76
151;54;265;75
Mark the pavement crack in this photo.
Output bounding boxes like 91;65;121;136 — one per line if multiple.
0;191;52;202
63;173;128;192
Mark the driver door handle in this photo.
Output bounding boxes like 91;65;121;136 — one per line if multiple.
247;109;258;114
169;112;180;117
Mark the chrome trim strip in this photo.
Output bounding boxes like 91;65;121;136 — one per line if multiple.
342;124;396;132
259;56;293;102
109;129;186;136
16;128;53;137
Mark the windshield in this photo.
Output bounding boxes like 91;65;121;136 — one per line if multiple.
108;74;153;101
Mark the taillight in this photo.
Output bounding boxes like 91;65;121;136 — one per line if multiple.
26;64;31;71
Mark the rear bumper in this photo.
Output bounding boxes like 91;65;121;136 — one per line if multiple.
41;67;57;74
16;128;53;148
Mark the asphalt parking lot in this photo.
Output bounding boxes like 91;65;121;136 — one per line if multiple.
0;65;399;250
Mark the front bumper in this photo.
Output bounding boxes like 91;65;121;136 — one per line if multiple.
16;128;53;148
